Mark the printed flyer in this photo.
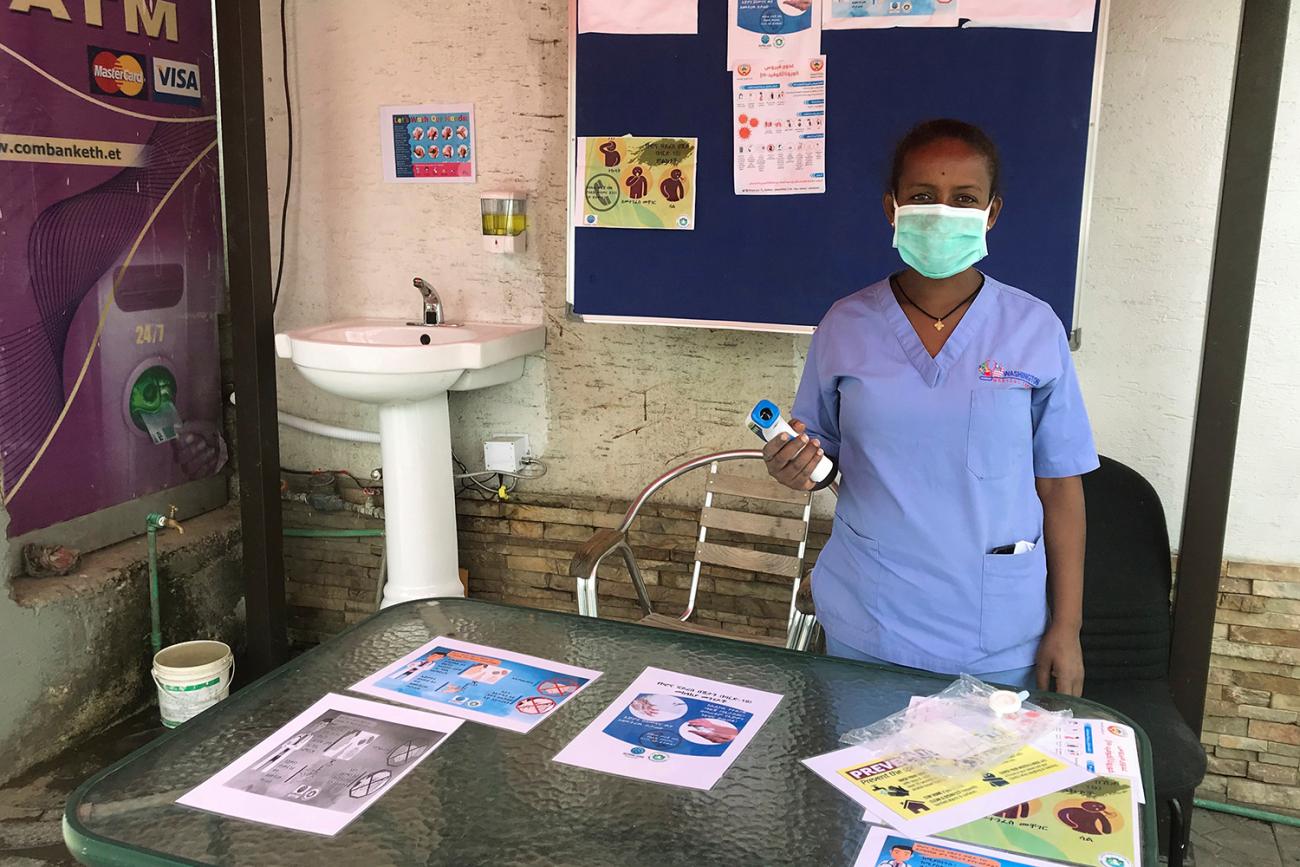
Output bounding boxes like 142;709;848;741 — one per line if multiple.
728;0;821;70
574;136;697;230
1038;719;1145;803
824;0;960;29
940;776;1142;867
350;637;601;733
177;694;461;836
578;0;698;34
552;667;782;790
854;827;1066;867
959;0;1095;32
733;56;827;195
805;744;1092;837
380;102;476;183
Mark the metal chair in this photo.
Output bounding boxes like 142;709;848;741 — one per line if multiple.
568;450;820;651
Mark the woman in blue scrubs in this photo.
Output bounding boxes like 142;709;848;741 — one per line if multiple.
765;119;1098;695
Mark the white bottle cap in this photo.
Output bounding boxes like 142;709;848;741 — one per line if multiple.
989;689;1029;716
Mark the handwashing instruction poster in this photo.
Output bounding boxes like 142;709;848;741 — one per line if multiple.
177;694;460;835
940;776;1141;867
728;0;821;69
854;827;1063;867
804;743;1091;837
379;102;476;183
350;637;601;733
574;136;697;230
733;56;827;195
553;667;782;790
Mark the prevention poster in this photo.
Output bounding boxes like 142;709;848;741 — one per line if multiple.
552;667;782;790
940;776;1142;867
733;56;827;195
574;136;697;230
350;637;601;733
824;0;960;29
804;744;1092;837
854;827;1065;867
729;0;821;69
1;0;227;536
380;103;476;183
177;694;461;836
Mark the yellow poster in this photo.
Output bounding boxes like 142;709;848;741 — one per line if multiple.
939;776;1141;867
575;135;696;230
838;747;1073;823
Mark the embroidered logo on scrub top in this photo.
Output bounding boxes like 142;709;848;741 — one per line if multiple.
978;359;1040;387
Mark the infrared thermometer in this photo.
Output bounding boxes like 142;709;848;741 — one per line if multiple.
746;400;833;484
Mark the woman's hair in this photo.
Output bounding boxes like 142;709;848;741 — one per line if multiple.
889;119;1001;197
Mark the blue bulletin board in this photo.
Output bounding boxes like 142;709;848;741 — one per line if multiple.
567;1;1107;336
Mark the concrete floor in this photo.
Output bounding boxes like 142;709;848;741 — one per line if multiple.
0;710;1294;866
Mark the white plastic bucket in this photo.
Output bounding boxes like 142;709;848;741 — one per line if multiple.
152;640;234;728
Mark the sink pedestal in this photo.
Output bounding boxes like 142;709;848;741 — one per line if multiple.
378;393;462;606
275;318;546;608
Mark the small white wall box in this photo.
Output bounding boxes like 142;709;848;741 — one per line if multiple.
483;435;529;473
481;191;527;253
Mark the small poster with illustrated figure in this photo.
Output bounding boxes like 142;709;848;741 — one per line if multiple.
380;102;476;183
177;694;460;835
553;667;782;790
350;637;601;733
854;827;1065;867
574;136;697;230
940;776;1142;867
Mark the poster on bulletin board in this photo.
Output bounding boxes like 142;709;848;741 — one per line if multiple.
380;102;477;183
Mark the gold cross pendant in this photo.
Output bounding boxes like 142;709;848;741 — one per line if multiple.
934;320;945;332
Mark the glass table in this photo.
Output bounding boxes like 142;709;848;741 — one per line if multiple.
65;598;1158;866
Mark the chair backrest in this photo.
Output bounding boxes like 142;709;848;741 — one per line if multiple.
1080;456;1174;683
680;462;814;629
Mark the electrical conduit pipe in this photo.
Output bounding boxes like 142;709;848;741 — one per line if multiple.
228;393;379;443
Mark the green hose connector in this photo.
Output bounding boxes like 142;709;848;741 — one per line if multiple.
1194;797;1300;828
282;528;384;538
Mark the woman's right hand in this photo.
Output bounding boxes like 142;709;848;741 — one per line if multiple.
762;419;825;491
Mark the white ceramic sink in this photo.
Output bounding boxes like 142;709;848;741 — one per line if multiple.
274;318;546;403
274;317;545;606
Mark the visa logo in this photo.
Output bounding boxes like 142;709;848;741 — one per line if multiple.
152;57;201;106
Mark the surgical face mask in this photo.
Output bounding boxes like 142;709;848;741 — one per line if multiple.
892;201;992;280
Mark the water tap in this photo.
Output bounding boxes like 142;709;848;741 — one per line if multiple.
413;276;443;326
147;505;185;535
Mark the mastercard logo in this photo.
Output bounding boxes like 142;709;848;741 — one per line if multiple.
87;46;148;100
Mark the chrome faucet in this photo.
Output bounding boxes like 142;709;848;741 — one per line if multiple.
413;277;443;325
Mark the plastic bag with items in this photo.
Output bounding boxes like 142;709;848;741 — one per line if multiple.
839;674;1071;778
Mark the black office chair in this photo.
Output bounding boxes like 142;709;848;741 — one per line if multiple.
1080;456;1207;867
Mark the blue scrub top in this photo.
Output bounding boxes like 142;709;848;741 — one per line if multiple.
793;274;1099;675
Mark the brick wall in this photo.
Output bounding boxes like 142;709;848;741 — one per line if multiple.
282;501;385;647
456;492;831;640
1196;561;1300;814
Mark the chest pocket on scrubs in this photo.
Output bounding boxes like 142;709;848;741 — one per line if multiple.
967;388;1032;480
980;538;1048;654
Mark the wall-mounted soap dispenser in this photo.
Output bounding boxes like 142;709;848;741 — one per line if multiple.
481;191;527;253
